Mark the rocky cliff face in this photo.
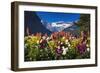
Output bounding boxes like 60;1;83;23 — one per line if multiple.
24;11;51;36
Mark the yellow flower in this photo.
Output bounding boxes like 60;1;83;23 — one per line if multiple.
48;41;57;49
36;40;39;44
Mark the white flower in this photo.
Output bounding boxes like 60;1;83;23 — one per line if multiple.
40;39;42;43
61;42;63;45
62;46;65;49
62;47;68;55
42;36;46;40
46;37;50;41
62;37;65;39
86;44;89;47
87;48;90;52
65;39;68;43
24;44;28;48
68;43;71;47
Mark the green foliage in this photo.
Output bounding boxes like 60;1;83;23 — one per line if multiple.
76;14;90;31
66;48;78;59
24;34;90;61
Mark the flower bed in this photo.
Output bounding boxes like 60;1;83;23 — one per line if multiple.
24;31;90;61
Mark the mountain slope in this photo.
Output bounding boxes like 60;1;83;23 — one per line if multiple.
63;24;79;35
24;11;51;36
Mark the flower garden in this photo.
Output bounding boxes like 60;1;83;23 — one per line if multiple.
24;31;90;61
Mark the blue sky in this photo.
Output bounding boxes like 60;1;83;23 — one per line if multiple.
36;11;80;23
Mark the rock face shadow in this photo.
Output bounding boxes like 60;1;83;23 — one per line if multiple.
24;11;51;36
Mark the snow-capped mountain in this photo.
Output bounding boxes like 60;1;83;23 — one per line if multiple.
41;20;77;32
50;21;73;32
51;21;73;28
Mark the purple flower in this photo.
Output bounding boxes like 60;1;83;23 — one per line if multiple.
77;43;87;54
56;46;63;56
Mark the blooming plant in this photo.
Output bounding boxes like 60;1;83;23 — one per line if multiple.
24;31;90;61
